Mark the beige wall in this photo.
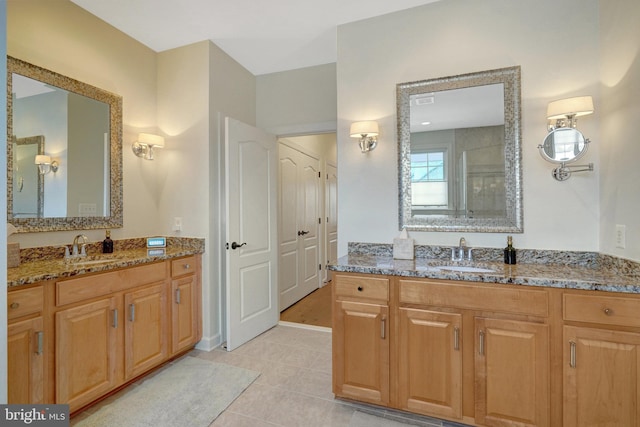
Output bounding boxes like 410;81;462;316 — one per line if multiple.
336;0;603;256
257;63;337;135
598;0;640;260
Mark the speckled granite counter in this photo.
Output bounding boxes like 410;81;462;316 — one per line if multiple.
7;237;204;288
328;243;640;294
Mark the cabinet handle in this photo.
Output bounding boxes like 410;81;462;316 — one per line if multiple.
570;341;577;368
10;302;19;309
381;316;386;339
184;264;191;269
454;327;460;351
113;309;118;328
603;308;613;316
357;286;363;292
129;303;136;322
176;288;181;304
479;330;485;355
36;331;44;355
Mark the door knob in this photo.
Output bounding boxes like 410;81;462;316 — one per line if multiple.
297;230;310;236
231;242;247;250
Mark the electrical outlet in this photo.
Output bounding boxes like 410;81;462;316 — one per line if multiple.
173;217;182;232
615;224;626;249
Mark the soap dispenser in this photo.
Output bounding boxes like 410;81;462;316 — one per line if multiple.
504;235;516;265
102;230;114;254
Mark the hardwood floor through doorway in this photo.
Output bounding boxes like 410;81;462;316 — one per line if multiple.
280;282;332;328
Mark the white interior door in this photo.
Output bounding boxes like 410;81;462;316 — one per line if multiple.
278;143;321;311
225;117;278;351
326;161;338;270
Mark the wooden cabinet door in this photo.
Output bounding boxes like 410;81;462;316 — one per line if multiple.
564;326;640;427
475;317;550;427
397;308;462;420
333;300;389;405
172;275;198;354
8;316;44;404
124;283;168;379
56;297;118;412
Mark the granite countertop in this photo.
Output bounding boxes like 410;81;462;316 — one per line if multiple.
328;253;640;294
7;237;204;288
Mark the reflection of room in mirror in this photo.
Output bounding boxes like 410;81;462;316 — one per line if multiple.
13;135;44;218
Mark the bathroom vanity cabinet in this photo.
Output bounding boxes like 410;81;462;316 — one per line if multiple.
7;254;202;413
333;271;640;427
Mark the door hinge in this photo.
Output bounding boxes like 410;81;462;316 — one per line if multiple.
318;217;321;224
318;171;321;178
319;264;322;271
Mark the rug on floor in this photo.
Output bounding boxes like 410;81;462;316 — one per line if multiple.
75;356;260;427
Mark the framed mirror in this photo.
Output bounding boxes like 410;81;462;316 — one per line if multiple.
397;66;523;232
7;56;123;232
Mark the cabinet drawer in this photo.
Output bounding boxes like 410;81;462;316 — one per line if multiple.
334;275;389;302
399;279;549;317
57;262;166;306
564;293;640;327
171;256;196;277
8;286;44;320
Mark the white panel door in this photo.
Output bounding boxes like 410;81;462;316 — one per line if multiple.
326;162;338;272
278;143;320;311
225;117;278;351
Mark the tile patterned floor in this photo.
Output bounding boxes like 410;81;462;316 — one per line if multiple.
196;324;471;427
72;323;471;427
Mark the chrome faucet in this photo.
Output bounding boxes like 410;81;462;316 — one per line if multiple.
451;237;473;261
71;234;88;257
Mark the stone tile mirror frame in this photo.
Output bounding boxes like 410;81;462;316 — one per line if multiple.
7;56;123;232
397;66;523;233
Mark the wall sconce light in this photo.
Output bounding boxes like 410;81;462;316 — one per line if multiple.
34;155;59;175
350;121;379;153
132;133;165;160
539;96;594;181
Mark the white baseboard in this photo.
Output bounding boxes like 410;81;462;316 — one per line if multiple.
278;320;331;333
195;332;222;352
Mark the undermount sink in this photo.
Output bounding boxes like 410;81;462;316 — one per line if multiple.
437;265;496;273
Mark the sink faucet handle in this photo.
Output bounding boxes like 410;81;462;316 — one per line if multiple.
467;247;473;261
64;246;71;259
80;244;87;256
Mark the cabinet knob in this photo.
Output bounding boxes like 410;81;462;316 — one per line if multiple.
184;264;191;269
10;302;19;309
357;286;363;292
604;308;613;316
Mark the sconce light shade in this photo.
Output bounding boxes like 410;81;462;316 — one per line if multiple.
546;96;594;120
350;121;379;153
350;121;379;138
35;154;59;174
132;133;165;160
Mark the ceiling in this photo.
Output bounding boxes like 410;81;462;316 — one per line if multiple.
70;0;441;76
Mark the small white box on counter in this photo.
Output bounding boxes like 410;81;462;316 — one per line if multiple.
393;229;414;260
